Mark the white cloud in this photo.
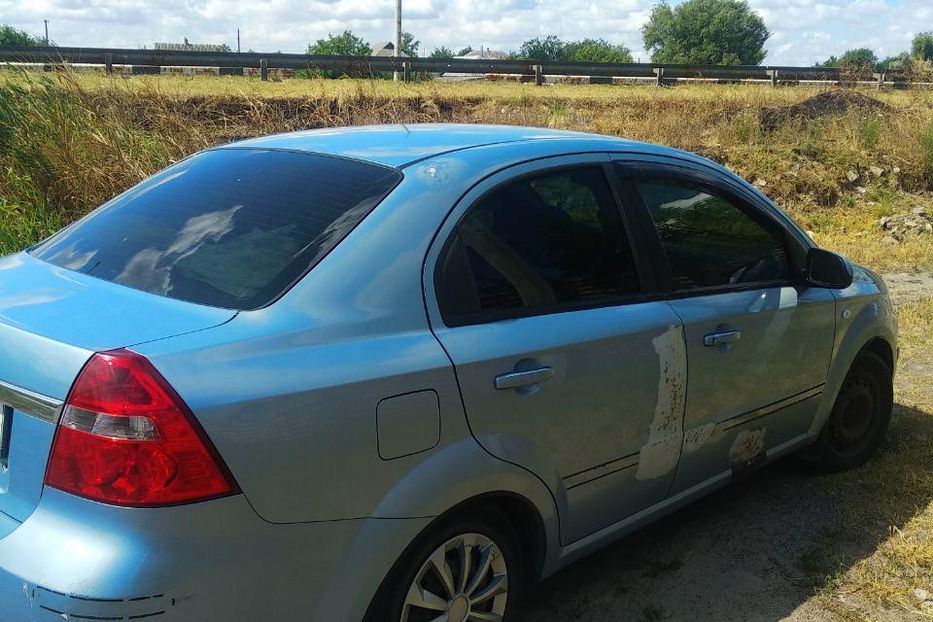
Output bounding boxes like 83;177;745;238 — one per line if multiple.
0;0;923;65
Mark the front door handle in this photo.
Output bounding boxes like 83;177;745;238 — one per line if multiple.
494;367;554;390
703;330;742;347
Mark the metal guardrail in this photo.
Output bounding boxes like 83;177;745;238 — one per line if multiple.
0;45;918;87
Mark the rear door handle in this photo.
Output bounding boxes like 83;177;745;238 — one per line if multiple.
703;330;742;347
494;367;554;390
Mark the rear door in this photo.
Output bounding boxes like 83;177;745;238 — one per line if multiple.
424;155;686;544
614;159;835;493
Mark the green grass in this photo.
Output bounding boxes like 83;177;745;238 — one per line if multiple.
921;121;933;176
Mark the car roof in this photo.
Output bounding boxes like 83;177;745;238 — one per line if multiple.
224;123;655;168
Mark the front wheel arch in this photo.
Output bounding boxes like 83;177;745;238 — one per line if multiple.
803;348;893;471
861;336;895;376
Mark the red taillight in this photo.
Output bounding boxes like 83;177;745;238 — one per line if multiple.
45;349;238;507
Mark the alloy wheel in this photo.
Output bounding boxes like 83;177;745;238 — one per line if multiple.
401;532;509;622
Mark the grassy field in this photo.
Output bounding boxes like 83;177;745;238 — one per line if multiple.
0;69;931;621
1;71;931;267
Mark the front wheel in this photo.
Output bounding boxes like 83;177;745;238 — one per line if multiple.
808;350;893;472
370;511;524;622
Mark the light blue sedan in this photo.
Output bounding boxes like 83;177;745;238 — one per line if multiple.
0;125;896;622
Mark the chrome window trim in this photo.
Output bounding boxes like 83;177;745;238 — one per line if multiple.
0;379;63;424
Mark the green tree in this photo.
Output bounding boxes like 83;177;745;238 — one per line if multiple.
517;35;565;61
563;38;634;63
642;0;769;65
0;25;43;46
307;30;370;56
817;48;878;70
456;46;473;56
913;32;933;61
879;52;911;71
400;32;420;57
430;46;454;59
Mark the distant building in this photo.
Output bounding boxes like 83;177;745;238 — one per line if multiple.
438;47;510;81
457;48;509;60
154;39;229;53
370;41;409;57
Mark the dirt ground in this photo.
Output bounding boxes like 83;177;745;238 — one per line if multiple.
525;273;933;622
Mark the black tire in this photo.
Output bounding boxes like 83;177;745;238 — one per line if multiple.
808;350;893;472
365;508;525;622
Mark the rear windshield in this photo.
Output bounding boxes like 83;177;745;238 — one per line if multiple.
30;149;401;310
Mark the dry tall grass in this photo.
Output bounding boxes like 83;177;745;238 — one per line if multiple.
1;70;931;268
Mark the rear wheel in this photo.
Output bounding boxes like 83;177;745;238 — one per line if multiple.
809;351;893;472
369;510;524;622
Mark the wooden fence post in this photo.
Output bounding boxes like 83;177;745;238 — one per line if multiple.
876;72;885;89
260;58;268;81
104;53;113;74
654;67;664;86
403;60;412;82
768;69;778;87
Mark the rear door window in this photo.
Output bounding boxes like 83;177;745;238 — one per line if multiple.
30;149;400;310
436;166;641;324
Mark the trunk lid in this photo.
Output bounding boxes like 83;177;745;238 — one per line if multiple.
0;252;235;523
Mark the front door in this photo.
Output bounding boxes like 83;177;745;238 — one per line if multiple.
621;167;836;493
425;157;686;543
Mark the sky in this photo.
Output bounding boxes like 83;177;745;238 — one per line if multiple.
1;0;930;66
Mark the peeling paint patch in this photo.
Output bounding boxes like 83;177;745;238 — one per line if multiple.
637;326;687;481
683;423;722;453
729;428;767;463
414;159;460;187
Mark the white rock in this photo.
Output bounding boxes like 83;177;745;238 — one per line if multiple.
856;186;867;194
913;588;929;602
869;166;884;177
912;206;927;215
846;170;859;183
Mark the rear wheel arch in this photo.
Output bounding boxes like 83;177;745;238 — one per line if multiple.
363;491;548;621
445;492;548;583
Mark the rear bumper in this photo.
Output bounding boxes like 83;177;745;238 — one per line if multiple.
0;488;430;621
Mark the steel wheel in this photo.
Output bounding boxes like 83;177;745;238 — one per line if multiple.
803;350;893;473
827;373;878;458
401;532;509;622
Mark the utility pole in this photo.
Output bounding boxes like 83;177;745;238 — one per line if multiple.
394;0;402;81
237;28;241;53
44;19;49;46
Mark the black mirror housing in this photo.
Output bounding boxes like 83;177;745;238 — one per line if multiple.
807;247;853;289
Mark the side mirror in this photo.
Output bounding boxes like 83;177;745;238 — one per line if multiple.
806;247;853;289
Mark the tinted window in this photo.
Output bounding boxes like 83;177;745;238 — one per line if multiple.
30;149;400;310
439;167;640;322
635;180;789;290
